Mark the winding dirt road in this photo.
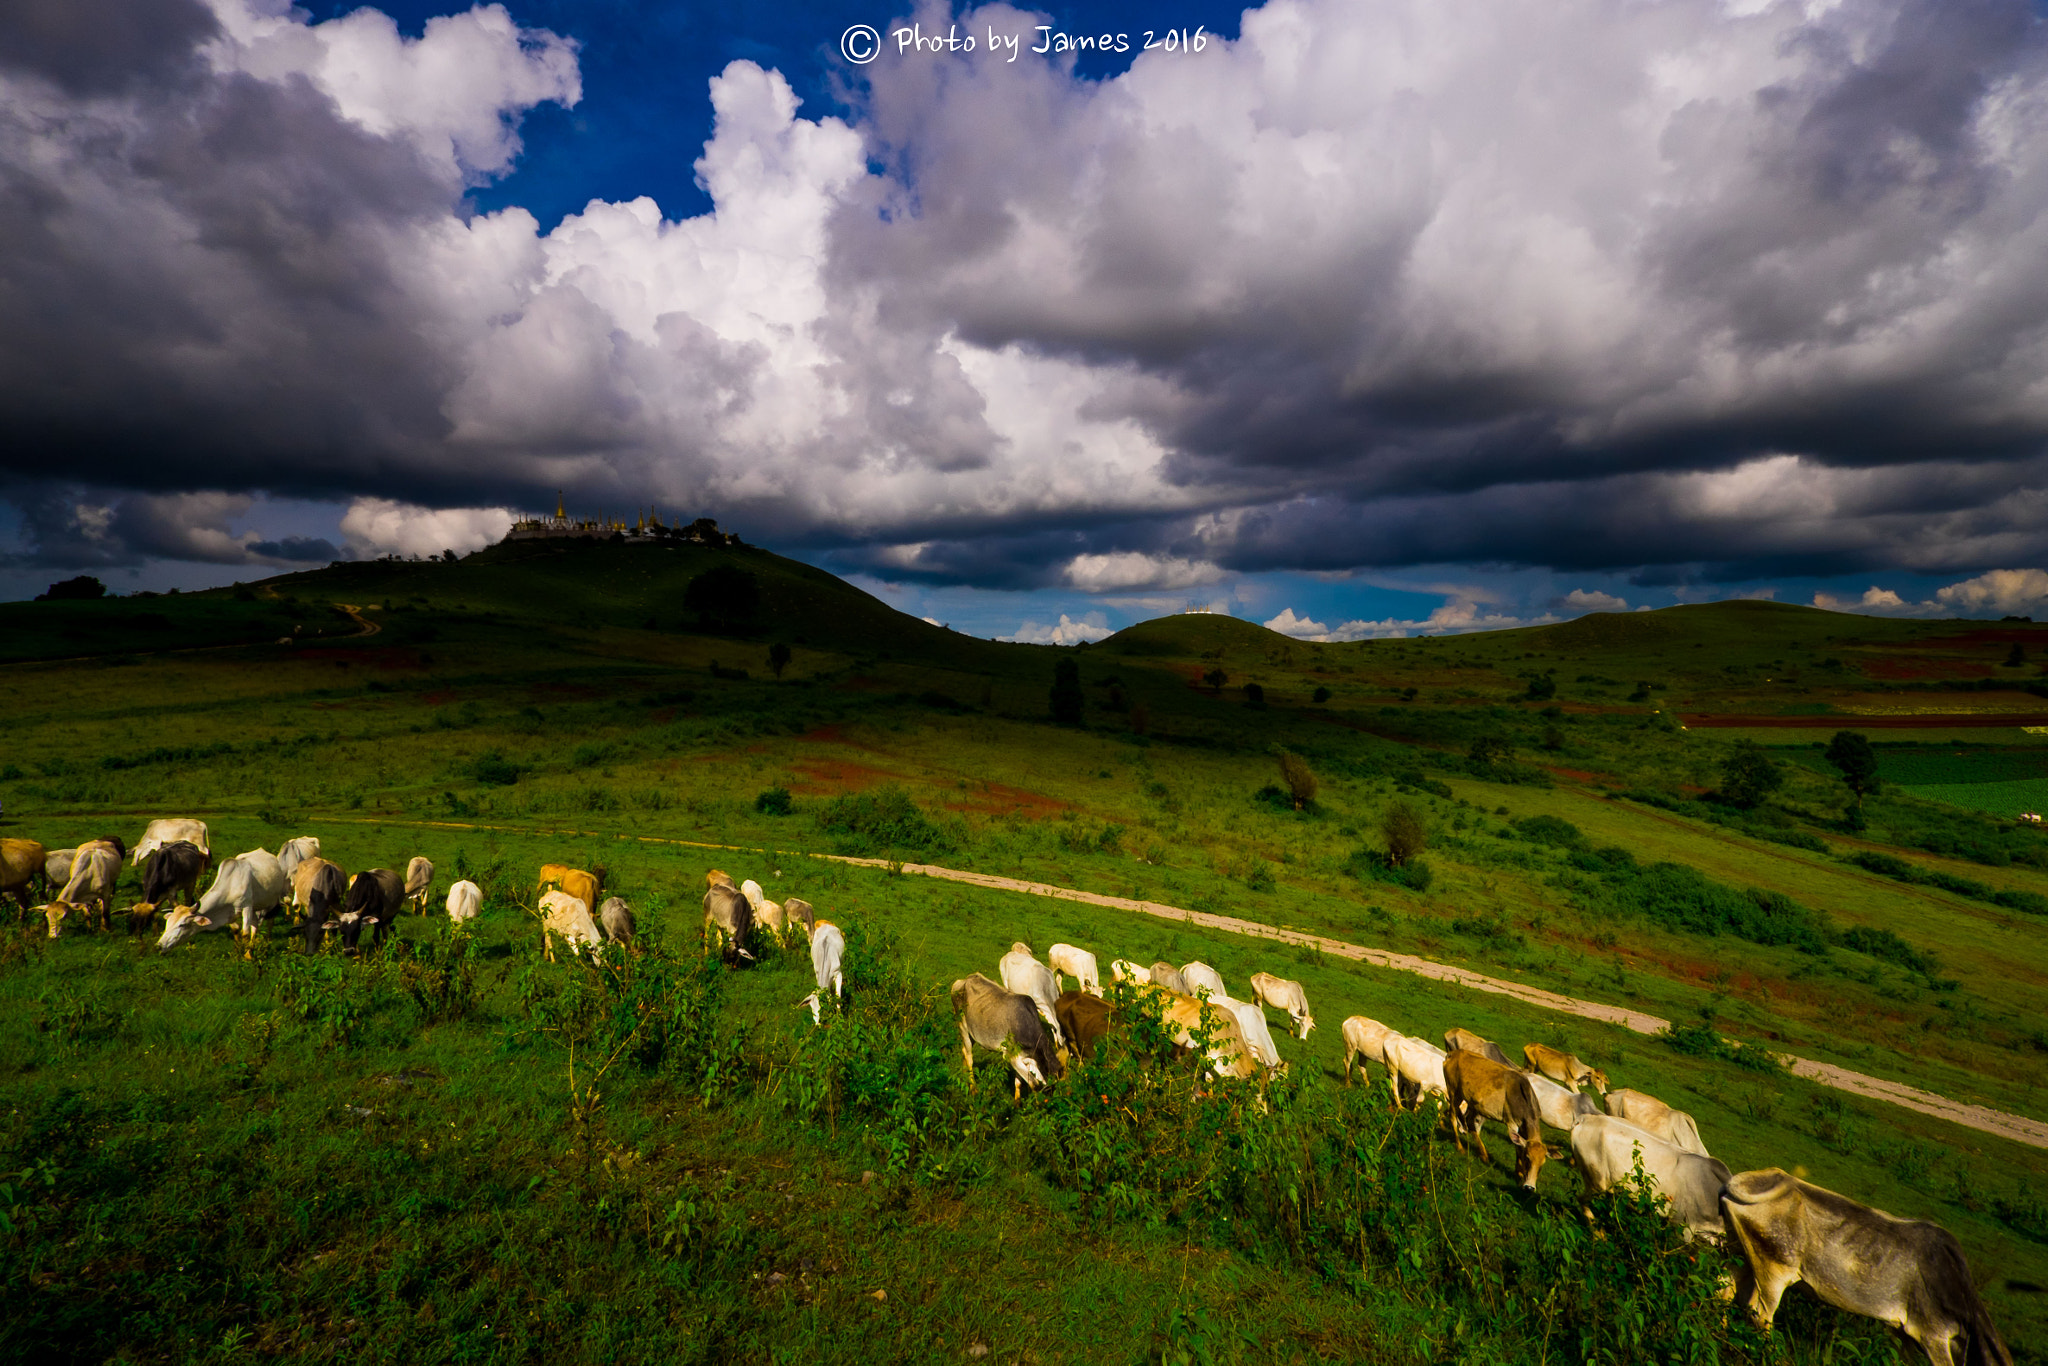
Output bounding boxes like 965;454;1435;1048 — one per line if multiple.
336;814;2048;1150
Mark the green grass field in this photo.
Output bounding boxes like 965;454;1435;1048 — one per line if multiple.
4;545;2047;1361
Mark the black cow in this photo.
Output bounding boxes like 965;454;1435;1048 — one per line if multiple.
139;840;210;910
337;868;404;951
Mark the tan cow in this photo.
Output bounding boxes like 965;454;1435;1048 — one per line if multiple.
1572;1115;1730;1241
403;857;435;913
1443;1050;1549;1188
1341;1015;1399;1089
1605;1088;1709;1156
1;838;45;918
1248;972;1315;1040
537;864;602;913
1158;990;1261;1082
1720;1169;2012;1366
1385;1034;1449;1110
703;881;753;959
133;818;207;865
59;840;123;930
1523;1042;1608;1094
1444;1027;1512;1067
1180;961;1227;999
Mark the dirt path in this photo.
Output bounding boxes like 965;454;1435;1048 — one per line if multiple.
333;604;381;637
328;815;2048;1150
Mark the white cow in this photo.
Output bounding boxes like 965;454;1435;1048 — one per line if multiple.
1047;943;1102;996
804;921;847;1024
44;846;77;890
1180;961;1227;1000
159;850;287;950
1604;1088;1710;1156
1216;995;1283;1071
539;889;603;961
1340;1016;1400;1089
1385;1034;1449;1110
1248;972;1316;1040
1109;958;1151;988
134;818;208;865
998;942;1065;1047
58;840;122;927
1526;1073;1603;1133
1571;1115;1732;1241
446;879;482;923
276;837;321;880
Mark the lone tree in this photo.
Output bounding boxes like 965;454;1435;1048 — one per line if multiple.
1525;674;1557;701
1468;734;1515;771
1276;751;1317;810
1050;658;1085;725
1381;802;1428;866
1242;682;1266;708
36;575;105;601
1312;686;1331;703
767;642;792;677
1719;743;1785;809
1824;730;1882;809
684;565;760;633
2006;643;2027;668
1202;666;1228;694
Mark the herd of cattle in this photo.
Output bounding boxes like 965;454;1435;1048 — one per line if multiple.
0;822;2017;1362
934;939;2013;1366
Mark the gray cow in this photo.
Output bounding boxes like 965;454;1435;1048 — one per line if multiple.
951;973;1061;1098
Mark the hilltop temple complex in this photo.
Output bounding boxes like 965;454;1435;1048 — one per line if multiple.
505;495;739;546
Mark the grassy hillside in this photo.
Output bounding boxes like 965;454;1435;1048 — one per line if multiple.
4;544;2048;1359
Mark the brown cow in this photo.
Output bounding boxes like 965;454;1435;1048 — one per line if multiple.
1158;990;1260;1081
1523;1042;1608;1094
1721;1169;2011;1366
1054;989;1115;1062
1;838;46;918
1443;1050;1549;1188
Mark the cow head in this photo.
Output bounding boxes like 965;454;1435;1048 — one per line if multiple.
1008;1054;1047;1091
128;902;159;936
1295;1013;1317;1041
39;902;70;938
1587;1068;1610;1096
157;908;214;951
1516;1139;1549;1189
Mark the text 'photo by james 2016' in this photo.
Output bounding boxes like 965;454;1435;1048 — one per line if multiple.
4;0;2048;1361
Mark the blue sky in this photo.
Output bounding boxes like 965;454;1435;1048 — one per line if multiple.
7;0;2048;636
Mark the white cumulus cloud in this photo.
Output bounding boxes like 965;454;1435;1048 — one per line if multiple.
340;497;513;557
1557;589;1628;612
1003;612;1113;645
1933;568;2048;616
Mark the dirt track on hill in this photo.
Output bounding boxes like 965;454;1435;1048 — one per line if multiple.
336;814;2048;1151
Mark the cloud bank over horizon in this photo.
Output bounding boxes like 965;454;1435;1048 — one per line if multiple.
8;0;2048;617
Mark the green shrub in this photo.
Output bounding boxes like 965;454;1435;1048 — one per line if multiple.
816;786;953;857
1515;814;1585;848
754;786;794;815
1660;1018;1786;1073
470;749;521;785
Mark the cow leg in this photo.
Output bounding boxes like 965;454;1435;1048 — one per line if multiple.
959;1021;977;1091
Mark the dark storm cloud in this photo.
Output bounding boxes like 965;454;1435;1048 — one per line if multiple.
8;0;2048;590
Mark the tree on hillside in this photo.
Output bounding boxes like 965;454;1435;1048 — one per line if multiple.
684;566;760;633
1050;659;1085;725
1203;666;1228;694
1382;802;1428;866
1525;674;1556;701
2006;643;2027;668
1719;743;1784;809
1468;734;1515;772
1823;731;1882;810
1243;682;1266;708
767;642;792;677
36;575;105;601
1277;751;1317;810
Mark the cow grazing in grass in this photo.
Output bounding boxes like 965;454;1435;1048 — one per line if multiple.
1109;958;1150;988
133;819;206;866
1248;973;1316;1040
952;973;1061;1097
803;921;846;1024
599;896;635;945
1180;961;1227;1000
331;868;404;953
1148;961;1188;994
1216;996;1284;1072
59;840;123;930
1;838;45;918
160;851;290;952
1604;1088;1710;1156
1047;943;1101;996
136;840;209;912
295;859;348;952
1524;1043;1607;1094
538;864;602;915
999;943;1066;1047
1444;1050;1549;1188
1572;1115;1731;1241
276;837;321;881
539;889;604;961
1720;1169;2012;1366
403;857;435;913
783;897;816;939
1525;1073;1602;1134
702;881;753;961
42;847;75;897
446;879;482;924
1054;989;1115;1061
1444;1027;1512;1067
1341;1016;1400;1089
1158;991;1262;1082
1385;1034;1449;1110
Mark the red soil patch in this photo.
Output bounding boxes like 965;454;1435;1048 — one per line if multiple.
1683;711;2048;728
294;647;425;669
787;758;903;794
942;781;1070;818
1543;766;1624;787
1924;627;2048;647
1860;655;1995;681
421;690;457;705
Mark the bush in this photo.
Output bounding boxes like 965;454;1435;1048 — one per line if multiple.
1835;926;1940;977
1718;743;1784;809
755;787;794;816
1275;751;1317;809
470;750;521;785
1350;847;1434;892
1515;814;1585;848
1242;681;1266;708
1050;659;1084;725
1380;801;1428;866
1660;1017;1786;1073
816;786;953;857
